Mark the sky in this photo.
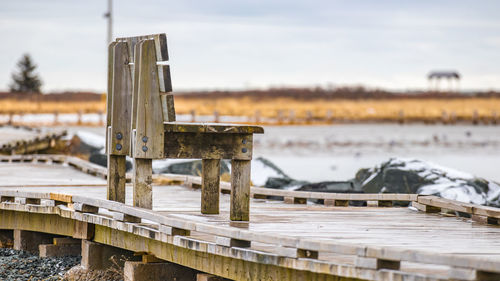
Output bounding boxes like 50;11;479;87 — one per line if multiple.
0;0;499;92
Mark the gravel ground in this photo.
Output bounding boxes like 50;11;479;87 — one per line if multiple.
0;248;80;281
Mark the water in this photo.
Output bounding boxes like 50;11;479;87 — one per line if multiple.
253;124;500;182
62;123;500;183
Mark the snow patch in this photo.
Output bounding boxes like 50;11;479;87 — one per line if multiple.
74;131;105;149
386;157;499;206
251;158;287;186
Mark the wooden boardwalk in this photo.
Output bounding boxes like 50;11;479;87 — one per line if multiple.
0;126;66;155
1;159;500;280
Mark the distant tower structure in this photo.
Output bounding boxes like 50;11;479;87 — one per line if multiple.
427;71;460;92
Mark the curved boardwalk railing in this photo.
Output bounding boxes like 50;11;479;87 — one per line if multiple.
1;154;500;280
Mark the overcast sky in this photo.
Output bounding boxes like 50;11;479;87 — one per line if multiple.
1;0;499;92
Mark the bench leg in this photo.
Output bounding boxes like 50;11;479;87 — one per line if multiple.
230;159;251;221
133;158;153;209
201;159;220;214
107;154;126;203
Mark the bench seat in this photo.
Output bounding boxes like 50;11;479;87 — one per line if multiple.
164;122;264;134
107;33;259;220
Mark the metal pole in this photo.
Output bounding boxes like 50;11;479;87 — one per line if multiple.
104;0;113;44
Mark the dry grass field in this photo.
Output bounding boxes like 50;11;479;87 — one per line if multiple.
1;90;499;123
0;99;106;114
175;96;500;123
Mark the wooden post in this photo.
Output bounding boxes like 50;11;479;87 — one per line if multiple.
213;110;219;123
441;110;449;124
450;111;455;124
105;41;118;155
277;110;284;124
326;109;333;123
190;110;196;122
305;110;313;124
133;158;153;209
254;110;261;123
289;110;295;124
106;41;132;204
107;154;126;203
398;110;404;124
132;40;164;159
6;112;11;125
98;110;104;126
77;110;83;125
472;109;479;125
230;159;251;221
53;111;59;125
201;159;220;214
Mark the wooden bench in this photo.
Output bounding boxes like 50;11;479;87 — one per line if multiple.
105;33;263;221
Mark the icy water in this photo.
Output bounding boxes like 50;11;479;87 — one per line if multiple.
67;124;500;183
252;124;500;183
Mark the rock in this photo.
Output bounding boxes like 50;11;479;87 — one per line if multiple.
264;177;307;190
355;157;500;207
68;132;104;155
0;248;80;280
89;153;133;172
296;181;364;205
297;181;357;193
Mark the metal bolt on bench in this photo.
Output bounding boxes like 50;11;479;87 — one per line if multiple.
105;33;263;221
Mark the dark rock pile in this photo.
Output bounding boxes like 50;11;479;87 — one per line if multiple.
0;248;80;281
354;158;500;207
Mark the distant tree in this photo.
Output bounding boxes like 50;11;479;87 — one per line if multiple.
9;53;42;93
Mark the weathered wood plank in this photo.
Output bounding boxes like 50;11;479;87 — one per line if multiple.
4;186;500;278
133;158;153;209
109;41;133;156
116;33;168;62
284;197;307;204
324;199;349;207
474;205;500;219
153;33;168;61
105;41;118;154
159;225;190;236
107;153;126;203
412;201;441;213
230;160;251;221
112;212;141;223
418;195;474;213
73;203;99;214
215;236;251;248
160;94;176;122
49;193;72;203
158;65;172;93
355;257;400;270
449;267;500;281
201;159;220;215
130;41;141;137
164;133;252;160
133;40;164;159
164;122;264;134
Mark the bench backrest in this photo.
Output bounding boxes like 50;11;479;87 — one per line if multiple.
106;33;174;159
